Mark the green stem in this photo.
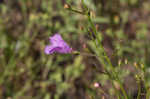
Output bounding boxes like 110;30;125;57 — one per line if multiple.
69;9;85;15
87;14;114;71
106;71;121;99
146;89;150;99
118;80;128;99
87;11;129;99
137;81;141;99
67;1;128;98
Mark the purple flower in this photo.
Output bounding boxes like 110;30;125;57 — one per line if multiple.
45;33;72;54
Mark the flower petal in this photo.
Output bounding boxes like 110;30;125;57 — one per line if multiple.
45;45;63;54
59;42;72;53
49;34;63;45
44;45;55;54
50;47;62;54
45;33;72;54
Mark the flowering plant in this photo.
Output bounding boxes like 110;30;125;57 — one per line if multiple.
45;33;72;54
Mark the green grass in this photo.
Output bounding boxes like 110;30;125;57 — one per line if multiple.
0;0;150;99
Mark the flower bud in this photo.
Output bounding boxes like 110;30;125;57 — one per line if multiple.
64;4;70;9
94;82;100;88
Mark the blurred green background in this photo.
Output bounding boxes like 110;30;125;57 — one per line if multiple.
0;0;150;99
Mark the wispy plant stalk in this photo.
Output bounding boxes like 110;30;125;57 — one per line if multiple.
65;1;128;98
